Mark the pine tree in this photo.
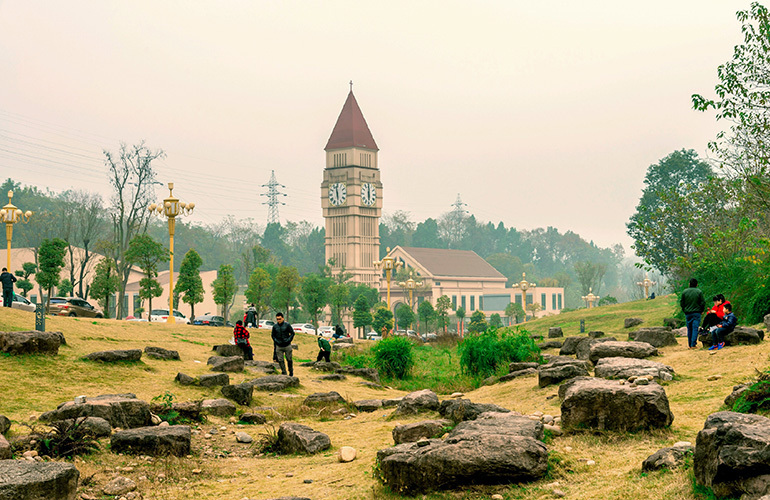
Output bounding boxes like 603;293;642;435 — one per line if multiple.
175;249;204;320
90;257;120;318
212;264;237;320
35;238;67;311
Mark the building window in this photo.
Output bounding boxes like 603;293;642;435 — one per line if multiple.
434;281;441;286
452;295;457;308
30;294;37;304
552;293;556;310
526;293;532;305
515;294;522;305
470;296;475;311
558;294;562;309
541;293;546;309
133;295;142;315
461;296;466;310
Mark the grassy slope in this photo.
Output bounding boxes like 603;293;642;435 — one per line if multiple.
1;295;768;500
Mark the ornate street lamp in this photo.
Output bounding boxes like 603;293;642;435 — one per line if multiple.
513;273;536;322
636;273;657;299
2;191;32;271
582;287;600;308
398;271;423;311
373;247;403;311
148;183;194;323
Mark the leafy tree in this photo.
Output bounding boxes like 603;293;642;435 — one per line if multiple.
598;296;618;306
90;256;119;318
244;266;272;323
417;300;435;334
353;294;373;337
573;261;608;295
328;283;350;325
349;283;380;310
505;301;525;324
489;313;503;328
435;295;452;333
175;248;204;320
57;279;73;297
273;266;301;318
395;303;415;329
372;306;394;336
212;264;238;319
299;273;329;328
455;306;466;336
467;310;488;334
35;238;67;310
125;234;169;317
14;262;36;297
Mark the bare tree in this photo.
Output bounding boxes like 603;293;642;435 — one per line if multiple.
58;190;106;298
105;141;165;318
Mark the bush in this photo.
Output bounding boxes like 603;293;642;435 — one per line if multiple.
39;418;100;458
599;296;618;306
371;336;414;379
458;327;541;377
733;380;770;414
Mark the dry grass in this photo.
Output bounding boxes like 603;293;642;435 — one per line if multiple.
1;296;768;500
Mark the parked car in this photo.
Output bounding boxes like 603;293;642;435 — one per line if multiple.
394;329;407;336
317;326;334;337
193;314;227;327
292;323;317;336
258;320;275;329
11;293;35;312
365;331;382;341
149;309;190;324
47;297;103;318
421;333;438;342
124;315;148;322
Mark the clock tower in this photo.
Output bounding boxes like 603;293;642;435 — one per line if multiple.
321;90;382;286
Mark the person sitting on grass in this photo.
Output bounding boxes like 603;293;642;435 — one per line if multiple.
317;335;331;363
708;303;737;351
233;320;253;361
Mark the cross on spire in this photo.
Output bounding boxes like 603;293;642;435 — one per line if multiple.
349;80;353;92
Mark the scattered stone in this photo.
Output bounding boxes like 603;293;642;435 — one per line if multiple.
588;331;604;339
303;392;346;406
548;327;563;338
311;361;342;372
553;490;566;498
332;342;355;351
0;415;11;435
538;340;563;350
594;357;675;381
244;360;280;374
212;344;242;357
642;443;693;471
103;476;137;496
499;368;538;382
277;422;331;454
588;341;658;365
707;374;722;381
575;336;618;360
394;389;440;415
629;327;678;347
175;372;196;386
438;399;510;422
538;360;590;388
249;375;300;392
338;446;357;462
207;355;244;372
382;398;402;408
83;349;142;362
317;373;346;381
221;383;254;406
235;432;253;443
724;383;751;408
509;362;539;372
201;399;237;417
354;399;383;412
0;435;10;459
586;459;596;466
335;366;380;383
144;346;180;360
111;425;191;457
725;326;764;346
0;460;79;499
492;495;504;500
199;373;230;387
558;336;585;356
239;413;267;424
53;416;112;437
0;330;62;355
543;424;563;436
392;419;454;444
663;318;684;329
38;394;151;429
624;318;644;328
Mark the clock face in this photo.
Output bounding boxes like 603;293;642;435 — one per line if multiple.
361;183;376;206
329;182;347;206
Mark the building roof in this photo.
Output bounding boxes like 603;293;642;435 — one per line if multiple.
324;91;379;152
397;247;506;279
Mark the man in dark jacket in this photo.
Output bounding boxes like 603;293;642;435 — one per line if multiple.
0;268;17;308
680;278;706;349
271;312;295;376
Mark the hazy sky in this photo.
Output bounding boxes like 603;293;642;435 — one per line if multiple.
0;1;750;251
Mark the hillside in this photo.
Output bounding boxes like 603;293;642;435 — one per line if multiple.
1;296;768;500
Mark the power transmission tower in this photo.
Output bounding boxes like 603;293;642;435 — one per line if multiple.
451;193;468;218
261;170;286;225
448;193;469;248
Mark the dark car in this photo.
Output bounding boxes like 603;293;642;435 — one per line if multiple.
193;314;228;327
47;297;103;318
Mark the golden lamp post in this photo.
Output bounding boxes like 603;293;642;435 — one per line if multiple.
636;273;657;299
398;271;423;312
513;273;535;322
2;191;32;272
373;247;403;311
582;287;600;308
148;183;194;323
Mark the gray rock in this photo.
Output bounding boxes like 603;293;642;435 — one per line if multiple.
335;336;354;344
144;346;180;360
303;391;346;406
538;361;590;388
382;398;402;408
54;416;112;437
353;399;383;412
394;389;440;415
642;444;693;471
558;336;585;355
0;460;79;500
724;383;751;408
694;411;770;499
588;341;658;364
277;422;331;454
561;378;674;431
199;373;230;387
221;383;254;406
103;476;136;496
764;313;770;333
335;366;380;383
332;342;355;351
239;412;267;424
594;357;675;381
0;331;61;356
249;375;300;392
588;331;605;339
235;432;253;443
212;344;242;357
317;373;346;381
149;400;201;421
110;425;191;457
392;419;453;444
207;355;244;372
244;360;279;373
311;361;341;372
663;318;684;329
538;340;563;349
548;327;563;338
38;394;150;429
509;362;539;372
201;399;237;416
499;368;538;382
629;327;678;347
725;326;764;346
175;372;196;385
83;349;142;362
0;435;10;459
451;413;543;441
438;399;510;423
0;415;10;435
625;318;644;328
575;336;617;360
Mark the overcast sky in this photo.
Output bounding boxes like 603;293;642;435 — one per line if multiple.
0;1;750;251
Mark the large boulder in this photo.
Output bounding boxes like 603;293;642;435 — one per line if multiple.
277;422;331;454
110;425;191;457
629;327;678;347
199;373;230;387
0;460;79;500
245;360;279;373
213;344;242;357
303;392;346;406
588;341;658;365
377;413;548;494
561;378;674;431
144;346;180;360
353;400;383;412
39;394;151;429
724;383;751;409
335;366;380;383
221;383;254;406
558;336;585;356
392;419;453;444
175;372;196;386
548;327;563;338
55;417;112;438
201;399;236;416
575;336;617;360
438;399;510;423
0;331;61;356
249;375;300;392
538;359;591;388
625;318;644;328
642;443;693;472
150;401;202;421
83;349;142;362
663;318;685;329
538;340;563;350
594;357;675;381
207;355;244;372
311;361;341;372
498;368;538;382
0;436;9;460
0;416;10;435
509;362;539;372
694;411;770;499
394;389;440;415
726;326;764;346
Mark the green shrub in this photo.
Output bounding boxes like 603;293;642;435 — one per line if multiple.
732;380;770;414
371;336;414;379
38;418;100;458
458;327;541;377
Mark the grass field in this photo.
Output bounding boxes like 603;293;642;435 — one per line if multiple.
1;294;768;500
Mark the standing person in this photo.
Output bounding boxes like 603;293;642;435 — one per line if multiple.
271;312;295;376
0;268;16;308
317;335;331;363
232;320;253;361
709;303;737;351
245;304;257;327
333;324;345;339
680;278;706;349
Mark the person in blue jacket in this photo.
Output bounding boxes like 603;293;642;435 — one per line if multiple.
709;303;737;351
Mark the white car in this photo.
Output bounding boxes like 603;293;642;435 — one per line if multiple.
292;323;317;336
258;320;275;329
149;309;190;324
11;293;35;312
317;326;334;337
366;331;382;341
